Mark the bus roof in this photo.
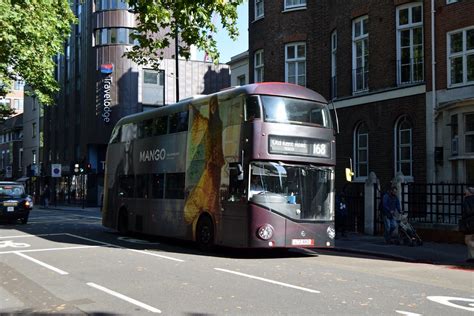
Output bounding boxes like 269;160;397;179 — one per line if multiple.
115;82;327;126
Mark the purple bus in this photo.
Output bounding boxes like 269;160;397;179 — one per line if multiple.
102;83;337;249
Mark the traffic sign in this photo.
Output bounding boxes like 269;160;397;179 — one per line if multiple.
51;164;62;178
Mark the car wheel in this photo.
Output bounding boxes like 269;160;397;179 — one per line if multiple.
20;216;28;224
196;215;214;252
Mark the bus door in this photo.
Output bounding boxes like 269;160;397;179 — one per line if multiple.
219;162;248;247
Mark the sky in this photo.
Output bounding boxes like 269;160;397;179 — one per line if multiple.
195;1;248;64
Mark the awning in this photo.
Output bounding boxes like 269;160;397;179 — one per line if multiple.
16;177;29;182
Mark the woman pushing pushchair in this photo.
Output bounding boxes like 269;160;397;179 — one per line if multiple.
382;185;422;246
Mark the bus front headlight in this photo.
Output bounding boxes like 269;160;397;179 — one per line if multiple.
257;224;274;240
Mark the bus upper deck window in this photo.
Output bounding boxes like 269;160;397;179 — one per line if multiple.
245;96;261;121
169;111;189;133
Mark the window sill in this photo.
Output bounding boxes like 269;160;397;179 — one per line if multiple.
252;16;264;23
447;82;474;90
282;6;307;13
352;89;369;96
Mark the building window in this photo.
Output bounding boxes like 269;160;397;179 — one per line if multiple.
32;123;36;138
448;27;474;87
284;0;306;10
237;75;246;86
397;3;424;85
447;0;458;4
285;42;306;86
465;113;474;153
32;150;37;165
13;99;23;113
255;0;264;19
352;16;369;93
254;49;264;83
331;30;337;99
143;69;164;85
94;28;137;46
354;122;369;178
95;0;129;11
395;116;413;178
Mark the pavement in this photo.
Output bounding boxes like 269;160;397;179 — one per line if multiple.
42;204;472;268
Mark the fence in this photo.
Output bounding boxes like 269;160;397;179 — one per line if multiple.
400;183;471;225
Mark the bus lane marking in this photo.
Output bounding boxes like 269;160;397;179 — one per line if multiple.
0;240;30;248
87;282;162;314
14;252;69;275
0;245;99;255
65;233;185;263
427;296;474;312
214;268;320;294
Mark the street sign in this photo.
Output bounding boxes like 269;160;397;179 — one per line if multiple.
51;164;62;178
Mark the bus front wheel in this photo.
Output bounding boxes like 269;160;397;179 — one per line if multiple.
196;215;214;251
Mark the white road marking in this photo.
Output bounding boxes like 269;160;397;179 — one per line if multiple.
395;311;422;316
0;245;99;255
87;282;161;314
66;233;184;262
0;240;30;248
214;268;320;294
129;249;184;263
0;233;65;239
15;252;69;275
427;296;474;312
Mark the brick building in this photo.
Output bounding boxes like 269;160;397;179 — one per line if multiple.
249;0;473;188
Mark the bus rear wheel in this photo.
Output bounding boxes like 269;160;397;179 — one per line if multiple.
196;216;214;251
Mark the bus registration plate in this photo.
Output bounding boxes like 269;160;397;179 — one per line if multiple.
291;239;314;246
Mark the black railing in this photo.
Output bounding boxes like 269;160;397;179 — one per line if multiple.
352;67;369;93
400;183;473;225
397;58;424;85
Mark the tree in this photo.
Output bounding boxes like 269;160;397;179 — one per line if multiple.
126;0;243;68
0;0;75;106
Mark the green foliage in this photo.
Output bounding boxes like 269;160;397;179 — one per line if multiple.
126;0;243;68
0;0;76;106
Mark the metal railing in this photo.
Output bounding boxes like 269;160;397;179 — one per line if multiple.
400;183;472;225
352;67;369;93
397;58;424;85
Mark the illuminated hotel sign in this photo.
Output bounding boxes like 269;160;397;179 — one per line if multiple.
100;64;114;123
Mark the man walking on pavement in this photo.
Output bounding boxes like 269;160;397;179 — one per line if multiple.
382;185;401;244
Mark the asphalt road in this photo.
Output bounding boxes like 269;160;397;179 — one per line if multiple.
0;207;473;315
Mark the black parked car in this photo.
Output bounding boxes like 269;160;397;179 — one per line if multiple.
0;181;33;224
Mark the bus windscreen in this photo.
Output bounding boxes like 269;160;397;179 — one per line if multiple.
261;96;332;128
249;162;334;221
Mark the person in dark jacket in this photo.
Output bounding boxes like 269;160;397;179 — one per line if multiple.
382;186;401;244
461;187;474;263
335;192;348;237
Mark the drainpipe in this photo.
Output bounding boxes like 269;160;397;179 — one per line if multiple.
431;0;437;183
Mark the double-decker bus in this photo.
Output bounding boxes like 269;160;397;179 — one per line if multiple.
102;83;337;249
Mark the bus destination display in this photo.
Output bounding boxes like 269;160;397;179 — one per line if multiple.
269;136;330;158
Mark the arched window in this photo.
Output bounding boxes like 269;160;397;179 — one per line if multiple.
395;116;413;177
354;122;369;178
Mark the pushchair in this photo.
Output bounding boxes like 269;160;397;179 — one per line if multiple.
396;212;423;246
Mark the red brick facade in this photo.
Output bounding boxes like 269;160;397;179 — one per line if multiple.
248;0;474;188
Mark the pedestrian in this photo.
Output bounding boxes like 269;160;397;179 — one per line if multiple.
461;187;474;263
335;191;348;237
382;185;401;244
41;184;51;208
